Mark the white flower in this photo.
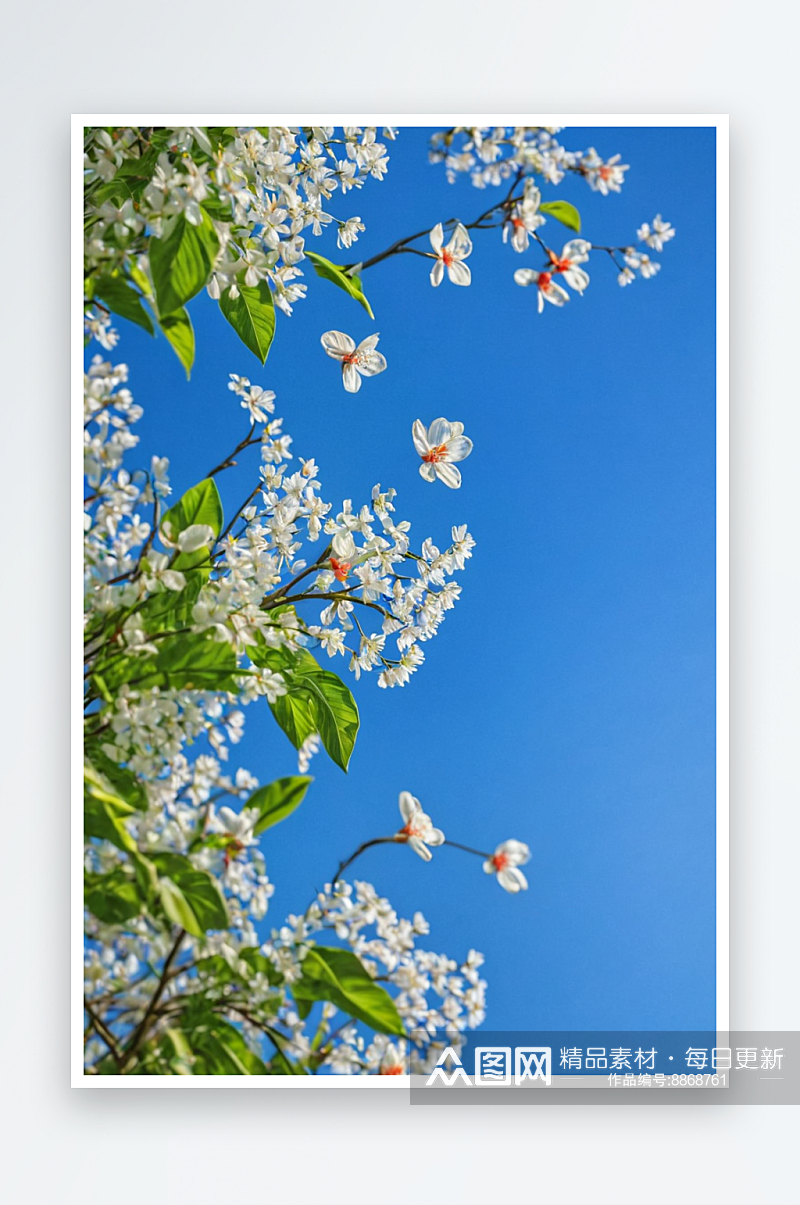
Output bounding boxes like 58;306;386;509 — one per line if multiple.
235;382;276;425
514;267;570;313
618;267;636;287
298;733;320;773
429;222;472;287
214;805;259;848
141;551;186;593
581;148;629;195
321;330;387;393
337;217;365;249
624;249;661;280
160;522;216;554
395;792;444;861
637;214;675;252
503;189;545;253
483;840;530;893
412;418;473;489
547;239;591;294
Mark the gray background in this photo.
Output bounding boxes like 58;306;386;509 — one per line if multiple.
3;3;797;1201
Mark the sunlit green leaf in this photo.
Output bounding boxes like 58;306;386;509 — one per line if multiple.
150;211;219;316
152;852;229;936
219;280;275;363
305;251;375;320
247;776;314;835
538;200;582;233
92;273;154;335
85;868;143;923
159;307;195;379
293;947;405;1037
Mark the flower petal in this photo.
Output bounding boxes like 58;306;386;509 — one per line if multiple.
357;350;387;377
562;239;591;262
514;268;539;287
563;266;589;294
321;330;355;359
356;334;380;354
429;222;444;254
419;462;436;482
435;462;462;489
498;867;528;893
447;260;471;286
408;836;432;861
427;418;453;446
445;435;473;463
398;790;417;823
447;222;472;259
543;282;569;306
412;419;430;456
430;259;444;287
342;361;361;392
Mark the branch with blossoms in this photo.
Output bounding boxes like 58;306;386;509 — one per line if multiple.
83;125;673;374
82;350;520;1075
83;124;673;1075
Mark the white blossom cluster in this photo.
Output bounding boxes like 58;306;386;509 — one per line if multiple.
262;878;487;1074
85;356;475;790
83;333;484;1074
429;126;630;193
84;125;395;320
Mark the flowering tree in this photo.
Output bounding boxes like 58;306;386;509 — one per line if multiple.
83;125;674;1075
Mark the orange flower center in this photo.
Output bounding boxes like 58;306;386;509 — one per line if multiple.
330;557;351;582
342;351;359;366
537;272;553;291
599;165;612;180
399;822;423;838
492;852;510;871
548;251;572;273
380;1065;404;1075
422;443;448;464
512;217;525;229
442;249;454;267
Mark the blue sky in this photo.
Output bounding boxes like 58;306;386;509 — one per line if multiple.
103;126;717;1032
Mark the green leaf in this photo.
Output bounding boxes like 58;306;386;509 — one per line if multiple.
184;1017;269;1075
305;252;375;320
291;666;359;772
149;211;220;316
84;762;138;853
160;476;223;573
265;1046;307;1075
256;646;359;770
84;748;147;811
239;947;284;986
219;280;275;363
138;573;203;634
293;947;405;1037
91;630;239;695
194;948;283;988
159;307;195;379
151;1027;196;1075
85;867;143;923
269;690;317;751
154;631;239;691
248;775;313;835
538;200;582;233
92;273;154;335
152;852;229;937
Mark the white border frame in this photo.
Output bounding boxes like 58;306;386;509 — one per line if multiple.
73;114;729;1087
